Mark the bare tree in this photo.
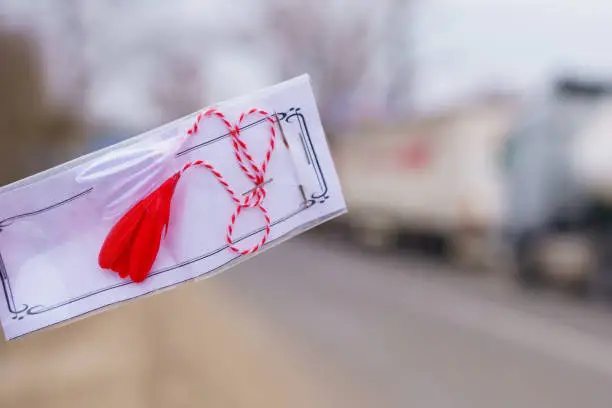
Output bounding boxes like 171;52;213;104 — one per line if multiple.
45;0;91;118
261;1;373;135
150;53;207;123
383;0;414;116
52;0;211;128
0;28;83;185
259;0;413;138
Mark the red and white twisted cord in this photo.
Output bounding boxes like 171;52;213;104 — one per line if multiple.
182;108;276;255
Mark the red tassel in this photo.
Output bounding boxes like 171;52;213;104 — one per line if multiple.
99;172;181;282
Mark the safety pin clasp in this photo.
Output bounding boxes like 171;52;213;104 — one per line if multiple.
242;178;274;196
274;112;308;204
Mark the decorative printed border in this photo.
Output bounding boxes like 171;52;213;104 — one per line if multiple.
0;107;330;322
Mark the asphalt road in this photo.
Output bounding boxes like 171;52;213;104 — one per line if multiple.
2;233;612;407
217;233;612;407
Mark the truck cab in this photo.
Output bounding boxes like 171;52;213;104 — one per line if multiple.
501;78;612;293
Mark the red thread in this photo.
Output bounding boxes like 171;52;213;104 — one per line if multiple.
98;108;276;282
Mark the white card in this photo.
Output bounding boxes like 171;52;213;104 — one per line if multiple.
0;75;346;340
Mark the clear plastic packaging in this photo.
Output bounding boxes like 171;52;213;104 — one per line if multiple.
0;74;347;340
76;134;187;220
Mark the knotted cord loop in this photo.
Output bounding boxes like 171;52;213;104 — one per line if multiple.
181;108;276;254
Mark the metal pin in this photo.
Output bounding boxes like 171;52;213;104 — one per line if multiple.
297;131;312;165
274;112;290;150
274;112;308;204
242;178;274;196
297;184;308;204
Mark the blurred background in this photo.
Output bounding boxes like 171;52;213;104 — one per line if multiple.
2;0;612;406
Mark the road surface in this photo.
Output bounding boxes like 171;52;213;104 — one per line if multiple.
222;234;612;407
1;233;612;407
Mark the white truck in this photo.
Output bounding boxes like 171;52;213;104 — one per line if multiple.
502;78;612;294
334;96;518;268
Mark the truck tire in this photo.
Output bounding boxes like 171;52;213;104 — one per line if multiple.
448;232;493;271
351;224;396;252
513;232;546;288
514;231;599;294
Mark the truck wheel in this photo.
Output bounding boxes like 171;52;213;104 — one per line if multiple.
448;235;472;270
448;233;492;271
513;234;546;288
521;233;598;294
351;224;396;252
565;237;603;300
515;259;545;288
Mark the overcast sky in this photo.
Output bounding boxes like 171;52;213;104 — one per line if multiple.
3;0;612;129
413;0;612;110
